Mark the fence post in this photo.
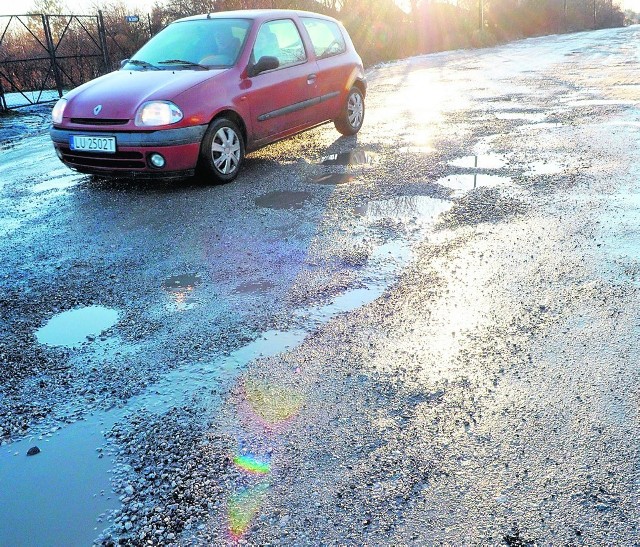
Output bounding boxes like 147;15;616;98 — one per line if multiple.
0;80;7;112
43;14;64;97
97;10;111;72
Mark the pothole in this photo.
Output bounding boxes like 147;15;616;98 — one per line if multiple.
435;174;511;193
320;150;379;166
449;154;507;169
35;306;119;348
233;280;276;294
354;195;452;224
162;273;201;311
254;191;311;210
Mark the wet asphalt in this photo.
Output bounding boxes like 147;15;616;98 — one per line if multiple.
1;24;640;546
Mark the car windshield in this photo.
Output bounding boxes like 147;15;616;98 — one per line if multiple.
123;18;251;70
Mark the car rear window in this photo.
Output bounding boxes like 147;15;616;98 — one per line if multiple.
301;18;346;60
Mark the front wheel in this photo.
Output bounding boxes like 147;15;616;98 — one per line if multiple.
334;86;365;136
198;117;245;183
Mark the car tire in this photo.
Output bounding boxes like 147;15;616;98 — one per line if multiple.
334;86;365;136
198;117;245;183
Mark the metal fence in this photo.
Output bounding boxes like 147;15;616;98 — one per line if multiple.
0;12;115;111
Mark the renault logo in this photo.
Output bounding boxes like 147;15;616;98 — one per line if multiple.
93;105;102;115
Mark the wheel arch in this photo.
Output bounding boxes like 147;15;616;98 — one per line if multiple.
352;78;366;97
209;109;248;147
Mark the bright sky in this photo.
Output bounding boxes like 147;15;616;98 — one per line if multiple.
0;0;154;15
0;0;638;16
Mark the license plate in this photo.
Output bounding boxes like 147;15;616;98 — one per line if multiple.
69;135;116;153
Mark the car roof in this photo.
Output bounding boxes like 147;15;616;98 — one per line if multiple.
175;9;338;24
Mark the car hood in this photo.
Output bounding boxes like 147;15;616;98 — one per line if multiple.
63;69;226;119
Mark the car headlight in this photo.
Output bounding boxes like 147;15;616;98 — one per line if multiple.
135;101;183;127
51;98;67;124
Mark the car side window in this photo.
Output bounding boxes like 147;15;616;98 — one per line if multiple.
252;19;307;69
301;18;346;60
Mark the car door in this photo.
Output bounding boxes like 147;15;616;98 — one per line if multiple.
244;19;316;142
300;17;351;125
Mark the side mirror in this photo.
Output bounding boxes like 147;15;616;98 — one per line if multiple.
120;59;129;68
248;56;279;77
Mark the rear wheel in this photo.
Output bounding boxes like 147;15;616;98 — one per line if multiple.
334;86;365;136
198;117;244;183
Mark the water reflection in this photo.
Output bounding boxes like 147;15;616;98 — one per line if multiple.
449;154;507;169
233;280;276;294
320;150;378;166
436;174;511;193
35;306;119;348
162;273;201;311
355;195;452;223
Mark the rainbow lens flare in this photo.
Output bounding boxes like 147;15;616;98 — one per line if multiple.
228;483;269;539
234;453;271;475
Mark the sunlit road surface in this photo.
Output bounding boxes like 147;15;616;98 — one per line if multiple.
1;25;639;545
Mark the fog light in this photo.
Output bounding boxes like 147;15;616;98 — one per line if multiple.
55;148;63;160
149;153;165;168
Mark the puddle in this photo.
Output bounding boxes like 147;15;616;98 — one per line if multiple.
495;112;547;122
0;419;120;547
320;150;378;166
162;274;201;311
233;280;276;294
449;154;507;169
311;173;356;185
254;191;311;210
35;306;119;348
162;273;201;289
524;160;563;176
355;195;452;223
435;174;511;192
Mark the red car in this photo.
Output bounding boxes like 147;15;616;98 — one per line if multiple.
49;9;366;182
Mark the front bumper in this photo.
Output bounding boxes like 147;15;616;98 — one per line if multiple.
50;125;208;177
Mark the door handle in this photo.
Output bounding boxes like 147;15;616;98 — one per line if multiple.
307;73;317;85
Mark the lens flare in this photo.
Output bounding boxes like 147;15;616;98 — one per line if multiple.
233;453;271;475
228;483;269;540
243;379;303;426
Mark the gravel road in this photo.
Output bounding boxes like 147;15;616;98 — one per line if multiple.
1;24;639;546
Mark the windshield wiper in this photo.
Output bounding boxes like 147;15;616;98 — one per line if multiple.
157;59;208;70
126;59;160;70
